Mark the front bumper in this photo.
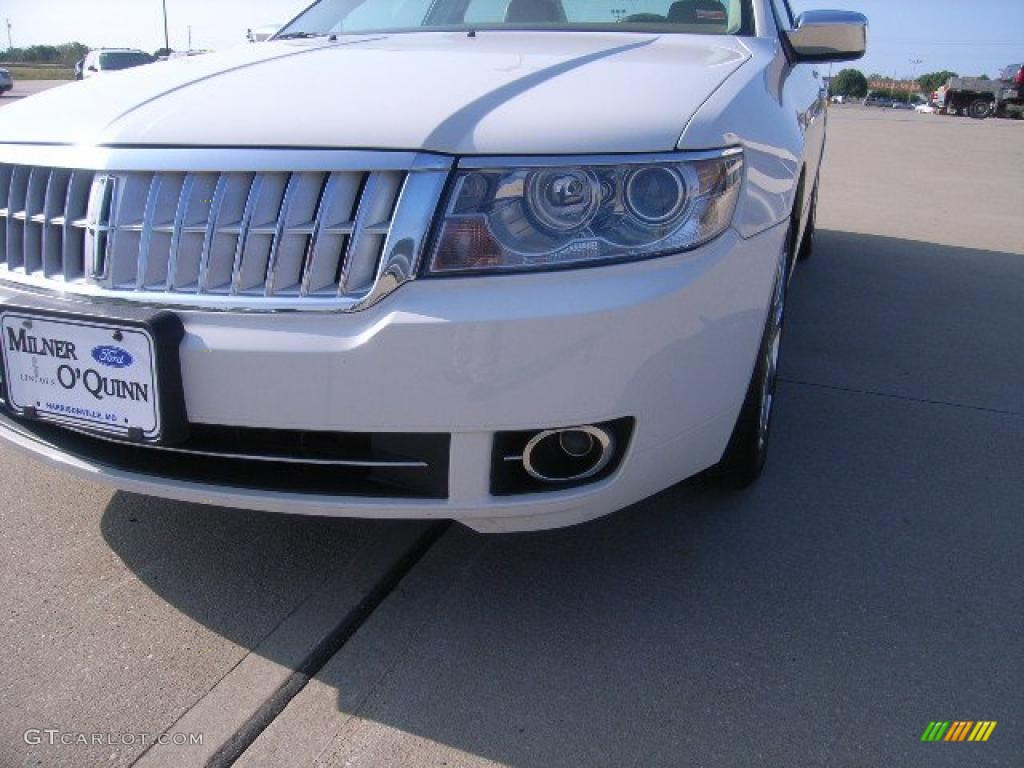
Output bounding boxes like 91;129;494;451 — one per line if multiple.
0;223;786;532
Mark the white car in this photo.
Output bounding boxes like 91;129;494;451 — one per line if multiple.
0;0;866;533
915;103;936;114
81;49;156;78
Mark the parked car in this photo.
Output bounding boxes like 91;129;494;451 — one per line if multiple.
0;68;12;96
0;0;867;533
915;103;936;114
82;49;156;78
864;93;892;107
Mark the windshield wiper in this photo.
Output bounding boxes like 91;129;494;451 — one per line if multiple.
275;31;330;40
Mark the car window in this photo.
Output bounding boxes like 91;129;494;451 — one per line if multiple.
280;0;755;36
340;0;436;31
99;52;154;71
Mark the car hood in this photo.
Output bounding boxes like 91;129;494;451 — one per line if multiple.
0;32;749;155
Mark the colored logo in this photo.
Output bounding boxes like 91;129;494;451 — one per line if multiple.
921;721;997;742
91;345;134;369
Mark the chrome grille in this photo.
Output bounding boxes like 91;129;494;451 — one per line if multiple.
0;156;449;311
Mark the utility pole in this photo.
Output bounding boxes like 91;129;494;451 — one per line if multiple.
187;25;192;51
5;18;12;52
161;0;170;51
909;58;923;99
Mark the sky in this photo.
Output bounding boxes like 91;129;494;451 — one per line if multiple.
789;0;1024;78
3;0;1022;78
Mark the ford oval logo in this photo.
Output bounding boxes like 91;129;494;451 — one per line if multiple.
91;345;134;369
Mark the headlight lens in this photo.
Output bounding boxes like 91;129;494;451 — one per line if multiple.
426;152;743;275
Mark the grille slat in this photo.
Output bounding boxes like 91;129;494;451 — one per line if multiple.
197;174;231;293
301;172;362;296
230;173;265;296
5;166;29;271
61;171;91;281
108;173;152;287
235;172;288;294
343;171;404;295
135;173;164;289
23;167;49;274
265;172;301;296
41;169;71;278
166;172;195;291
0;160;447;311
267;172;327;296
0;164;11;266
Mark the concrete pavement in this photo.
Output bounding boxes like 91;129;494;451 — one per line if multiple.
0;459;434;767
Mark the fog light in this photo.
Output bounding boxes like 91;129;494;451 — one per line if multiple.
491;418;634;495
558;429;595;458
523;425;614;483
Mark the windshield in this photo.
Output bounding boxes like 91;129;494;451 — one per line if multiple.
279;0;754;37
99;52;155;71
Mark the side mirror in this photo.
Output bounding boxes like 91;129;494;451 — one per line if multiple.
88;65;98;72
784;10;868;63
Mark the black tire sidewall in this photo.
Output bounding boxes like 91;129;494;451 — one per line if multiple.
715;229;790;488
797;183;818;262
969;99;992;119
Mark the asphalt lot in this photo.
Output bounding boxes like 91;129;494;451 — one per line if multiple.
1;106;1022;767
0;79;69;101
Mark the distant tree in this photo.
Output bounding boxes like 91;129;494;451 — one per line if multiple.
1;42;89;65
831;68;869;98
55;42;90;65
918;70;959;93
978;74;990;80
868;72;885;82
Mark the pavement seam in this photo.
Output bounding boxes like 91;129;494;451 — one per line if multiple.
205;521;450;768
128;542;365;767
778;377;1024;419
308;536;495;767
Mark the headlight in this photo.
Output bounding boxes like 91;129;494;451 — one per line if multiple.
426;151;743;275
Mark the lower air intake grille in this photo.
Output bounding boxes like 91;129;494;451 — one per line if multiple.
1;412;450;499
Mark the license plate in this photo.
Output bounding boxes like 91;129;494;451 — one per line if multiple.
1;312;162;439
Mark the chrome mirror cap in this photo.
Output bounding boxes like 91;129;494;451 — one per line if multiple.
785;10;868;63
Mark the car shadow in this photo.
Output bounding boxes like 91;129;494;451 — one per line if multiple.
99;491;423;655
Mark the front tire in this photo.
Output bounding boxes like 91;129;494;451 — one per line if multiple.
714;236;789;489
969;99;993;119
796;182;818;262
